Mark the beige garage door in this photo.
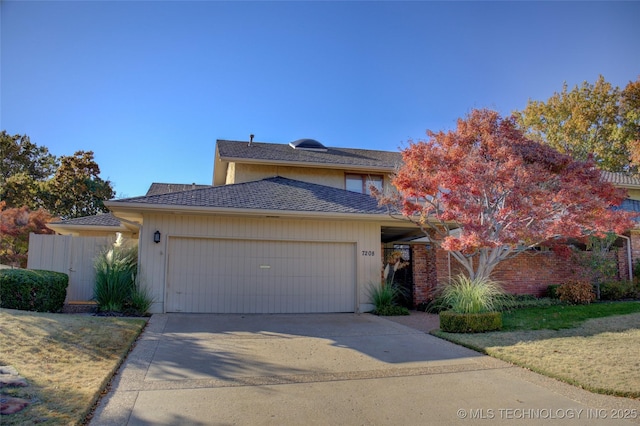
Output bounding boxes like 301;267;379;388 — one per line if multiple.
166;238;356;313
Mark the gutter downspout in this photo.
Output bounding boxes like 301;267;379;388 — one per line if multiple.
618;234;633;282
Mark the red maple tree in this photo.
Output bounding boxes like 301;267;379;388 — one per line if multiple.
378;109;635;280
0;201;55;268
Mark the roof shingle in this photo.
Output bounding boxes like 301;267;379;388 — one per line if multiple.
216;140;402;170
112;176;388;215
146;182;212;196
49;213;122;227
601;171;640;187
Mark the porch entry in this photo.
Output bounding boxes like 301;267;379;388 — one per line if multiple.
383;244;413;308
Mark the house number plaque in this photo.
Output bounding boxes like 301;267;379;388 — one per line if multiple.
361;250;375;256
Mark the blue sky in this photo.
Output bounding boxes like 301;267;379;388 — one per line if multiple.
2;1;639;199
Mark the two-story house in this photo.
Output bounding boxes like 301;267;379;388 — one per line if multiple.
100;139;421;314
48;138;640;314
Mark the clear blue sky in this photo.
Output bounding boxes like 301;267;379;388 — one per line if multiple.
2;1;639;199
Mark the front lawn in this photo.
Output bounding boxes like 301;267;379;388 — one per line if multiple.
434;301;640;399
0;309;146;425
502;300;640;330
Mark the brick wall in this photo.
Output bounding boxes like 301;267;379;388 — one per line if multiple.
491;251;582;296
409;231;640;306
411;244;437;306
412;246;585;303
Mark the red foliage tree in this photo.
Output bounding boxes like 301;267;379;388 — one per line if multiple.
0;201;55;268
378;109;635;280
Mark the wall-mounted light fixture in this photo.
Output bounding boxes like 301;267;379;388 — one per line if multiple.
153;230;161;244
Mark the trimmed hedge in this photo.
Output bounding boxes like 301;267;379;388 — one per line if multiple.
439;310;502;333
599;280;636;300
0;269;69;312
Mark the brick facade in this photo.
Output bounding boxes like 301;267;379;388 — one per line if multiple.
409;239;640;307
410;244;437;305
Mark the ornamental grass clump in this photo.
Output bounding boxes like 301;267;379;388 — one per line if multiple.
368;282;409;316
437;275;505;333
94;243;153;315
439;275;506;314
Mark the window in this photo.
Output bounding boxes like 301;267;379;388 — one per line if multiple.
345;174;383;194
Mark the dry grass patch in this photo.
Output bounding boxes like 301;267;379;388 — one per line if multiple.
434;313;640;398
0;308;146;425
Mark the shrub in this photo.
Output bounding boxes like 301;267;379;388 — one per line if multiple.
439;310;502;333
599;280;635;300
94;243;153;315
0;269;68;312
129;281;155;314
546;284;561;299
557;280;595;304
368;281;407;316
436;275;507;314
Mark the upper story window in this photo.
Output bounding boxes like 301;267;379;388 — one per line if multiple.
346;174;383;194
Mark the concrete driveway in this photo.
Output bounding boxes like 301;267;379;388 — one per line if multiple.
90;313;640;425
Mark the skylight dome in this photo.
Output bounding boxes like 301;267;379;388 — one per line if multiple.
289;139;327;152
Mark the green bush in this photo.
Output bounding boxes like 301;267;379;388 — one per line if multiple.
435;275;507;314
0;269;68;312
546;284;561;299
599;280;635;300
557;280;595;304
439;310;502;333
368;282;408;316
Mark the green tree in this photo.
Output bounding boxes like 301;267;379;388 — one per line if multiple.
1;131;115;219
45;151;115;219
0;131;57;208
514;75;640;175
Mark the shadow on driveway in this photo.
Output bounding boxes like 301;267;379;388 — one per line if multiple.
144;313;482;383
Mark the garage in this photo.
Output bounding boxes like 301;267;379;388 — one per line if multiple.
165;237;357;313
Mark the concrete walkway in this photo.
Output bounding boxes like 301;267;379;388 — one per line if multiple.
90;313;640;425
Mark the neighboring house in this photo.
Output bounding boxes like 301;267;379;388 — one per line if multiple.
47;213;139;238
50;138;640;314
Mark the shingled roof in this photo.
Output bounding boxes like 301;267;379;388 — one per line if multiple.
111;176;388;215
216;139;402;170
146;182;212;196
601;171;640;187
49;213;123;227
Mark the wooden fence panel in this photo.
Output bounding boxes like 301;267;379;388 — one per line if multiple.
27;234;114;302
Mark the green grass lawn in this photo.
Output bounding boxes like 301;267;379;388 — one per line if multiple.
502;300;640;330
434;301;640;399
